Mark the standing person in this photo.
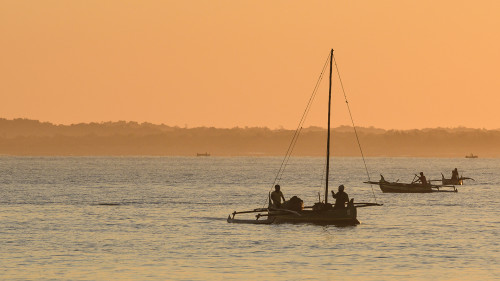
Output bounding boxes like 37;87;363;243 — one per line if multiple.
451;168;459;181
417;172;428;186
331;185;349;209
270;184;286;208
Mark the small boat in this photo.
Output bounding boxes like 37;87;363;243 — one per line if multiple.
196;152;210;157
465;153;478;158
438;174;474;186
433;168;474;186
227;202;360;225
227;49;381;225
365;175;458;193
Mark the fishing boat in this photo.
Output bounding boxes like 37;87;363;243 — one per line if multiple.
465;153;478;158
365;175;457;193
429;168;474;186
227;49;381;225
227;202;360;225
438;174;474;186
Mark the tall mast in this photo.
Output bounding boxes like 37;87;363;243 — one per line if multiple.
325;49;333;204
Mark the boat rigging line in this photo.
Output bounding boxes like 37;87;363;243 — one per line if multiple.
269;53;330;190
265;50;379;206
332;52;378;204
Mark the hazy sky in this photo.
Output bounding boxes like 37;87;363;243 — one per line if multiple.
1;1;499;129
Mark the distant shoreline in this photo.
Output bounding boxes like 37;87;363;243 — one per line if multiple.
0;155;493;159
1;118;498;157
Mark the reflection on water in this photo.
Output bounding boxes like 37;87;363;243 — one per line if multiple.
0;157;498;280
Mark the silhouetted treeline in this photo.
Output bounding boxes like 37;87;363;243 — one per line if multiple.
0;118;499;157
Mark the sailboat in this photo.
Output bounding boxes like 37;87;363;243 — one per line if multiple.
227;49;381;225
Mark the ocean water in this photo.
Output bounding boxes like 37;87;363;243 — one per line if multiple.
0;156;498;280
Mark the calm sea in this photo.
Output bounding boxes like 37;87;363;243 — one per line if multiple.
0;156;498;280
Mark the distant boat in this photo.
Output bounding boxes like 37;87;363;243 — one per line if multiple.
196;152;210;157
465;153;478;158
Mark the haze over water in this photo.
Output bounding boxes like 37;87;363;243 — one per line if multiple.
1;156;498;280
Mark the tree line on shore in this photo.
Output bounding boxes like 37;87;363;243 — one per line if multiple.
1;118;499;157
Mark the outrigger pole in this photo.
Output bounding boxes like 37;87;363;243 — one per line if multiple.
325;49;333;204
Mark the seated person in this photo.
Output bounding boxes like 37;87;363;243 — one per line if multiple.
270;184;285;208
416;172;428;186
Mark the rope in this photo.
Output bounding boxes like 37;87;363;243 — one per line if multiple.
264;53;330;207
332;52;378;204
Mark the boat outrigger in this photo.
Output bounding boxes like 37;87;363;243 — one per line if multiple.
227;49;382;225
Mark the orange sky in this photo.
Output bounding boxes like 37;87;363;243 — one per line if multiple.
1;1;499;130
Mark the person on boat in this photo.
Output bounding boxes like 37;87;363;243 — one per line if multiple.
331;185;349;209
451;168;459;181
270;184;286;208
416;172;428;186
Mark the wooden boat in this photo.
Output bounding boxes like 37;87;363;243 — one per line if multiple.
378;182;457;193
365;175;457;193
196;152;210;157
227;49;381;225
227;202;360;225
465;153;478;158
439;174;474;186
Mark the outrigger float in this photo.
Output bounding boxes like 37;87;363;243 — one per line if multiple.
227;49;382;225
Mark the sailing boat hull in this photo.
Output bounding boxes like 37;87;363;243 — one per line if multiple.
227;204;359;225
271;206;359;225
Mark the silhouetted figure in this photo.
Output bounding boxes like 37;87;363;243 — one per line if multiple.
270;184;286;208
417;172;428;186
451;168;459;181
331;185;349;209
